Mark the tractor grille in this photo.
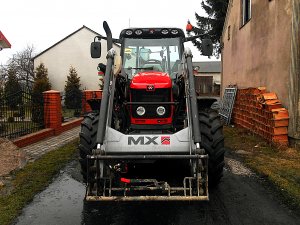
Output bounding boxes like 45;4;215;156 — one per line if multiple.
130;89;171;118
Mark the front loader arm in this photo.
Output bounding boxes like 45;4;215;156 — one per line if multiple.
184;48;202;149
96;21;115;146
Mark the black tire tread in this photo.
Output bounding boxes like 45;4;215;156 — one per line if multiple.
78;113;99;183
199;110;225;187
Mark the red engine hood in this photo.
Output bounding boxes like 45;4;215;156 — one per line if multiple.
130;72;172;89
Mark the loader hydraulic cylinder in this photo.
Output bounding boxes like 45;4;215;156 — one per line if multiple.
185;50;201;144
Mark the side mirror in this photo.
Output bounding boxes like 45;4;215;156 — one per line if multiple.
201;39;213;56
90;42;101;58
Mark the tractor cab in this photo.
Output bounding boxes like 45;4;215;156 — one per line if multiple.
119;28;185;80
90;25;214;133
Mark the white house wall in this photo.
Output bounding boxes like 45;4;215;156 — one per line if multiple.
34;28;120;92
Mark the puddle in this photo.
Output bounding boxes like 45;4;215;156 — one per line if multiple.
14;172;85;225
82;201;209;225
14;161;85;225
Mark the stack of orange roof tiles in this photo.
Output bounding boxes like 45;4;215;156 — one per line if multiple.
232;87;289;146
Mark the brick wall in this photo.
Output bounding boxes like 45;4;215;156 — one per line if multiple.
13;90;86;148
43;90;62;134
232;87;289;146
13;128;54;148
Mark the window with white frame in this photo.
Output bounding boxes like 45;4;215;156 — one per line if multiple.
241;0;251;26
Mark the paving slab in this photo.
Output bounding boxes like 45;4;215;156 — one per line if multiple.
21;126;80;161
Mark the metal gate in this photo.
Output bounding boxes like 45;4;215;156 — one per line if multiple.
0;88;44;139
219;87;237;125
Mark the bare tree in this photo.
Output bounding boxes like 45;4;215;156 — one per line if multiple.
9;45;36;88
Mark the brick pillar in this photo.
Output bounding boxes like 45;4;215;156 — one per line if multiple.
43;90;62;135
82;90;102;114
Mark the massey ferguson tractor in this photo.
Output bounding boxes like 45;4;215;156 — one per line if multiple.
79;21;225;201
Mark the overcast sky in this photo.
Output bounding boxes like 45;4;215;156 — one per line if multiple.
0;0;219;65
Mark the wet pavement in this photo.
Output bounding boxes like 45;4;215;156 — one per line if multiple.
13;161;84;225
13;159;300;225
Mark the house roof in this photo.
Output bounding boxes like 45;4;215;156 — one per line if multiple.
0;31;11;49
193;61;221;73
33;25;102;59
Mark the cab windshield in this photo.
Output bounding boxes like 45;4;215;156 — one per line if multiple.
122;38;181;79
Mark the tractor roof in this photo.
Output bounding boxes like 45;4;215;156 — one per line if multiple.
119;28;185;39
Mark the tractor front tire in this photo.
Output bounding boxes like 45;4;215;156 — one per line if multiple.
78;113;99;183
199;110;225;187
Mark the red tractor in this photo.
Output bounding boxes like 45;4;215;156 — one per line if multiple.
79;21;225;201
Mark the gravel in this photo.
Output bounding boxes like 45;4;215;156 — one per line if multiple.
0;138;28;177
225;157;255;177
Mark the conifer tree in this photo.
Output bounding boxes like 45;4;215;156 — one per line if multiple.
32;63;51;123
33;63;51;96
64;66;82;110
4;67;22;109
189;0;229;56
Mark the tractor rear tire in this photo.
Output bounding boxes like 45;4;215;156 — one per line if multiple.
199;110;225;187
78;112;99;183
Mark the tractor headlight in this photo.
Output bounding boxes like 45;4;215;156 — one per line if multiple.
135;29;143;35
161;29;169;35
136;106;146;116
125;30;133;35
171;29;179;35
156;106;166;116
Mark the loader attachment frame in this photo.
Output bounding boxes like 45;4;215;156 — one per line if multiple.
85;154;209;201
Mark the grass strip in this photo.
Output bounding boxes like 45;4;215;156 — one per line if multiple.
0;138;79;225
224;126;300;210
